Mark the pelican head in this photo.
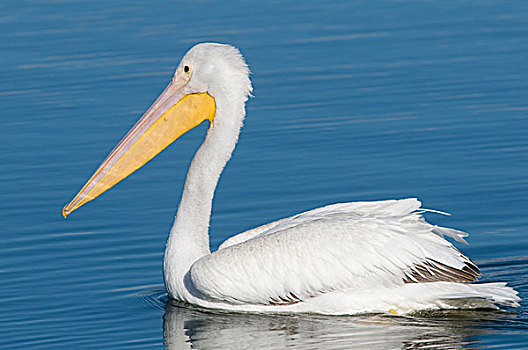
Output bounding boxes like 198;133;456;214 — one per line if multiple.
63;43;252;217
179;43;252;100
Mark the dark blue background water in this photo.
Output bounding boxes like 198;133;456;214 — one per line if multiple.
1;1;527;348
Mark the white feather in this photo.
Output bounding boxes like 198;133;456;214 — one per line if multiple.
161;43;520;315
191;199;499;306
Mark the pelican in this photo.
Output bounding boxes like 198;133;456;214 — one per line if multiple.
63;43;519;315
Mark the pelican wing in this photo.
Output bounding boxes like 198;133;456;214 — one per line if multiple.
190;198;479;305
218;218;290;250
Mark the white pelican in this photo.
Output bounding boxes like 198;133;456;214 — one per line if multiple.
63;43;519;315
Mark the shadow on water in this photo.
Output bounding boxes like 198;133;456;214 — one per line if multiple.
161;299;516;350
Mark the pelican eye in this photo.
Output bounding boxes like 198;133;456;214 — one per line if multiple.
183;65;190;73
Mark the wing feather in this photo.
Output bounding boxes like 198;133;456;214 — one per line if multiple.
190;198;479;305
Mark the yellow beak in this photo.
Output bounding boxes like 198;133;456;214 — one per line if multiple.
62;80;216;218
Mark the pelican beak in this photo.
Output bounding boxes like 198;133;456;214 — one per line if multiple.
62;79;216;218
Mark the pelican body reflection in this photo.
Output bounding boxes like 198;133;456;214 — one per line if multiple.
162;300;502;349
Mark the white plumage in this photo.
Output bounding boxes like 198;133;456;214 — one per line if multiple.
159;43;519;314
65;42;519;315
182;198;517;314
195;199;468;302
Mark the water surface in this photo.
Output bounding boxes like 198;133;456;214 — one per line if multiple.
1;0;527;348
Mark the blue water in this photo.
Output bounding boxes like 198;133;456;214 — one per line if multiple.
1;1;527;348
